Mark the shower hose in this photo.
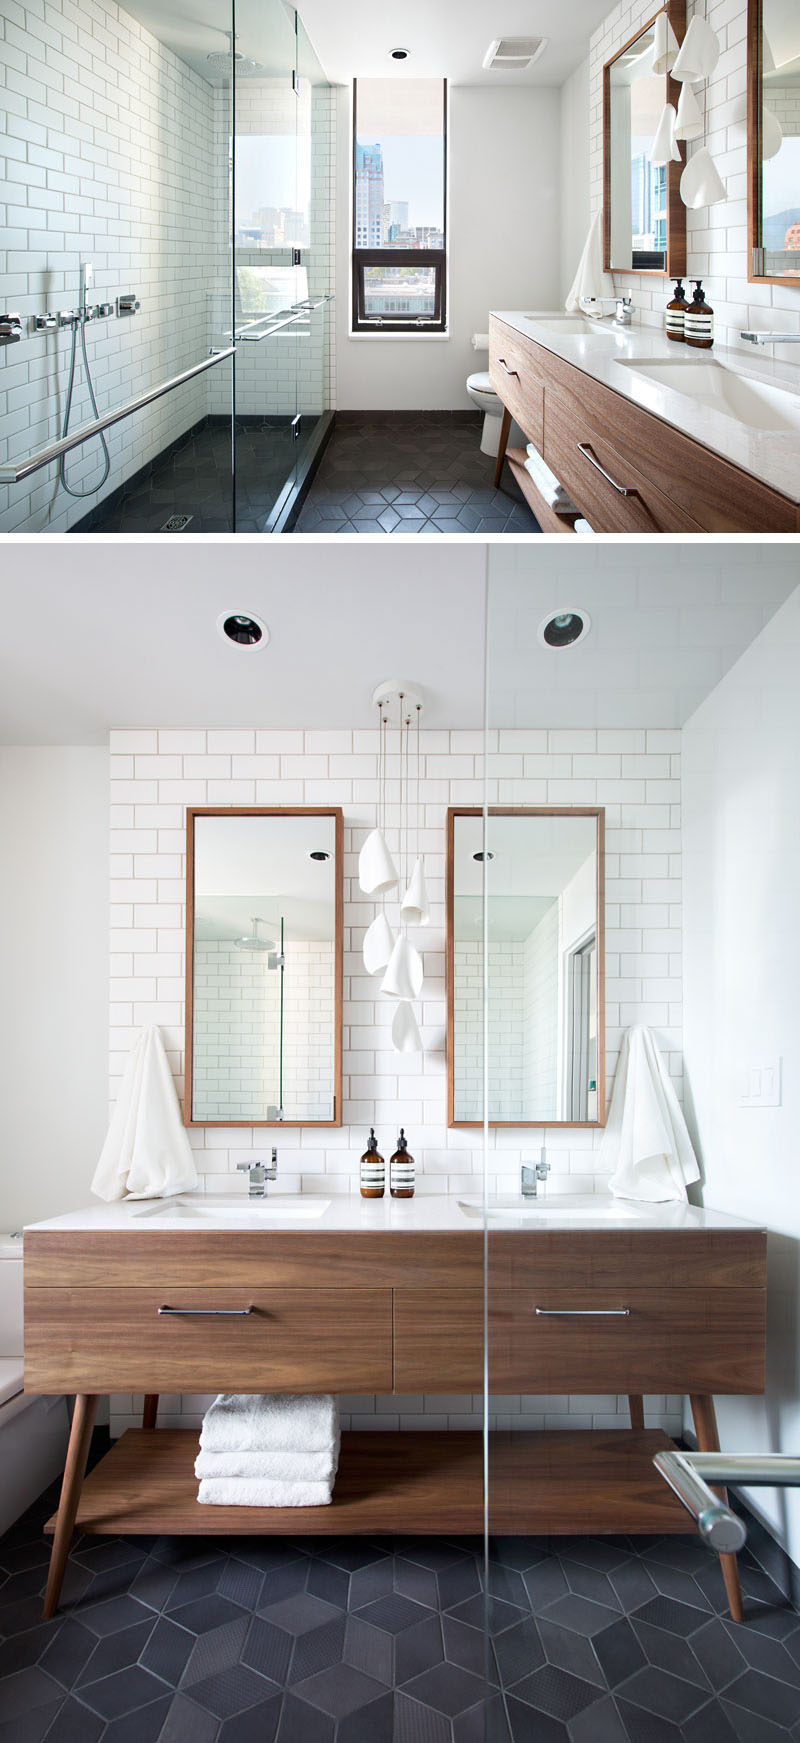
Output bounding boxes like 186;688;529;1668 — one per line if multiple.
58;316;111;498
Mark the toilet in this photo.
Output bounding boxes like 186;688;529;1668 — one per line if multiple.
466;371;506;456
0;1233;69;1535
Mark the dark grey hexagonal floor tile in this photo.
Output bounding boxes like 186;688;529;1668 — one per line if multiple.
493;1617;546;1687
616;1698;684;1742
156;1691;221;1743
631;1594;710;1636
541;1594;620;1638
680;1701;743;1742
185;1663;276;1720
634;1617;714;1688
725;1619;800;1685
75;1618;154;1686
343;1614;393;1685
291;1660;386;1718
722;1668;800;1728
617;1664;710;1724
78;1594;155;1637
181;1615;249;1688
38;1697;105;1742
241;1616;293;1686
537;1618;605;1688
78;1663;170;1719
101;1695;173;1742
260;1590;339;1635
394;1614;445;1685
217;1693;282;1742
338;1691;394;1742
0;1622;53;1678
511;1662;601;1721
401;1660;486;1717
568;1692;629;1741
287;1616;346;1684
139;1615;195;1685
0;1666;65;1720
522;1560;570;1610
394;1689;452;1741
593;1616;647;1688
357;1592;432;1634
504;1693;569;1740
608;1558;658;1613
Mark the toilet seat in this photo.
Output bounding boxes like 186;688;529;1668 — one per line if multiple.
0;1358;23;1408
466;370;500;404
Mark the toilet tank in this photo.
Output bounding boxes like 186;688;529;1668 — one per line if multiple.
0;1235;23;1356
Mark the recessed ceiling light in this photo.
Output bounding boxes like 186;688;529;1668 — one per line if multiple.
309;850;331;861
537;609;591;650
390;47;409;60
216;611;269;648
473;850;495;862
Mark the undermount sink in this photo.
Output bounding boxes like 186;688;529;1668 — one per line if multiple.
620;358;800;433
528;314;618;338
458;1195;644;1224
135;1194;331;1222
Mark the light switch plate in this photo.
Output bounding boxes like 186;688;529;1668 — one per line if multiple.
736;1058;782;1108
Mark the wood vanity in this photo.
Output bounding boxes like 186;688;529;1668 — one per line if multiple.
25;1212;766;1620
490;315;800;534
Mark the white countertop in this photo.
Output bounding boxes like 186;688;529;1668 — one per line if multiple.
25;1193;761;1235
492;310;800;504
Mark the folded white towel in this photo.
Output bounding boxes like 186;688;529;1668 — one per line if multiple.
200;1393;339;1453
198;1477;333;1507
574;518;594;535
599;1025;701;1203
524;446;576;513
565;211;615;315
91;1024;198;1202
195;1440;340;1483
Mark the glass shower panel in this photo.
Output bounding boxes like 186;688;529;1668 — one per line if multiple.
0;0;235;532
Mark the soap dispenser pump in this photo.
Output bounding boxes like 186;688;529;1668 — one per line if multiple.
360;1128;385;1199
685;280;714;349
665;279;687;342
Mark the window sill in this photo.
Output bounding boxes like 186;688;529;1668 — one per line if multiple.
348;330;450;342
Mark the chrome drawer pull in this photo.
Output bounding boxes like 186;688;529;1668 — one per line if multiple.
498;357;520;378
576;441;640;498
534;1307;630;1317
158;1305;255;1317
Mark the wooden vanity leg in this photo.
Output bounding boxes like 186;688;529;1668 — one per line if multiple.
43;1393;98;1620
690;1394;745;1624
493;406;512;488
142;1395;159;1430
628;1395;645;1431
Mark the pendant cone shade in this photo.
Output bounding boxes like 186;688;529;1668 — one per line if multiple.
672;16;720;82
358;827;398;896
674;81;703;142
392;1001;423;1054
680;145;726;207
381;935;424;1000
650;103;680;164
652;10;679;73
401;856;430;927
363;911;395;974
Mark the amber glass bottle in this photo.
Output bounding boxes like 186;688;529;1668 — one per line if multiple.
665;279;687;342
390;1129;415;1199
685;281;714;349
360;1128;385;1199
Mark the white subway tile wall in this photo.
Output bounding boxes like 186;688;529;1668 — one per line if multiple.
589;0;800;349
107;725;684;1439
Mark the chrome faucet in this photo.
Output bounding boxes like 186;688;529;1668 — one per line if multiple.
237;1152;278;1197
740;330;800;346
580;295;633;327
521;1153;551;1198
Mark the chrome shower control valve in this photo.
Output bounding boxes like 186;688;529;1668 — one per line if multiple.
0;315;22;346
117;294;141;315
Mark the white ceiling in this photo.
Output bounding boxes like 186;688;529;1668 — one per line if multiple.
298;0;612;87
194;812;336;941
0;541;796;745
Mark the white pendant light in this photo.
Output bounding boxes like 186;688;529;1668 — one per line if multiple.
674;82;704;142
762;108;783;161
381;935;424;1000
672;15;720;82
652;10;679;74
392;1000;423;1054
650;103;681;165
358;828;398;895
363;911;395;974
401;855;430;927
680;145;726;208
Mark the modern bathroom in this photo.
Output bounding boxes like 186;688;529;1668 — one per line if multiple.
0;538;798;1741
0;0;799;534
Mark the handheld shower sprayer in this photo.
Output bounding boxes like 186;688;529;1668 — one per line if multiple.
58;259;111;500
79;262;93;317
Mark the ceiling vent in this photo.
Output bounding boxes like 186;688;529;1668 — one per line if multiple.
482;37;547;71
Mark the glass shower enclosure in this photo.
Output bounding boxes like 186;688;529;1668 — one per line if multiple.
0;0;333;533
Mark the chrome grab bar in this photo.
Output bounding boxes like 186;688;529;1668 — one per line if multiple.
158;1305;255;1317
0;347;236;484
653;1450;800;1553
534;1307;630;1317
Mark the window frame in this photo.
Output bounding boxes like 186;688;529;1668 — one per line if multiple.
351;77;448;335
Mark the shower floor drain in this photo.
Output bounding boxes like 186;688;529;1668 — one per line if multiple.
160;514;193;531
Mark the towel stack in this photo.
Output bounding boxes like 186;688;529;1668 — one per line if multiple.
196;1393;340;1507
523;444;578;516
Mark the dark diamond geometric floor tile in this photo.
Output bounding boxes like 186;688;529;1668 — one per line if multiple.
78;1595;155;1637
616;1699;684;1742
101;1696;173;1742
217;1696;282;1742
241;1617;293;1686
631;1595;709;1636
77;1663;170;1719
633;1618;712;1688
617;1664;709;1723
0;1666;65;1720
593;1616;647;1687
393;1690;452;1742
511;1662;600;1720
394;1614;445;1685
288;1616;347;1684
338;1691;394;1742
0;1702;62;1743
181;1615;249;1687
723;1669;800;1727
542;1594;620;1637
504;1693;570;1740
493;1617;546;1687
442;1615;490;1678
357;1593;432;1634
568;1693;630;1741
608;1559;658;1612
691;1618;748;1690
680;1701;742;1742
185;1663;276;1719
455;1594;527;1632
401;1660;487;1717
259;1591;339;1635
720;1699;793;1743
274;1693;334;1741
537;1618;605;1687
343;1614;393;1684
157;1692;222;1742
726;1620;800;1685
522;1561;570;1610
75;1618;154;1686
37;1698;105;1742
0;1622;62;1680
292;1660;386;1718
139;1615;195;1685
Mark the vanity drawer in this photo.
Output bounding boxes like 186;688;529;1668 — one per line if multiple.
25;1288;393;1394
489;321;544;448
543;386;701;533
488;1287;766;1394
394;1290;483;1391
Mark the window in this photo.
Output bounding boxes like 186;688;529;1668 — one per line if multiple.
352;77;447;334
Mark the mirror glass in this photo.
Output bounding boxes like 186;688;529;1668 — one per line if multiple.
450;812;604;1126
755;0;800;278
188;811;339;1124
605;12;680;272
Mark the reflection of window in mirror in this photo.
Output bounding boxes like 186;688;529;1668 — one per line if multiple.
186;809;342;1127
447;810;605;1129
756;0;800;277
604;4;686;276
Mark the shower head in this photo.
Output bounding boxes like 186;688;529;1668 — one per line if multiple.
206;34;265;76
234;917;275;952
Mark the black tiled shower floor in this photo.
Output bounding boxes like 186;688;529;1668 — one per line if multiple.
81;419;315;534
293;412;539;535
1;1454;799;1741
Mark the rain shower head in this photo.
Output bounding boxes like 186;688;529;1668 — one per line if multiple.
234;917;275;952
206;35;265;76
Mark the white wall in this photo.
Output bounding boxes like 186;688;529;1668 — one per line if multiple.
560;55;591;302
588;0;800;350
335;83;561;410
0;747;108;1228
683;586;800;1567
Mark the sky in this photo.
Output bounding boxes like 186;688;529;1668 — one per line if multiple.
360;134;444;230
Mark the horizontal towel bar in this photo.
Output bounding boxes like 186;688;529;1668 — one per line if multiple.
654;1450;800;1552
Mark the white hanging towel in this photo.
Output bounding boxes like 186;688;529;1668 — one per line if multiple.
565;211;615;315
599;1025;701;1203
91;1024;198;1201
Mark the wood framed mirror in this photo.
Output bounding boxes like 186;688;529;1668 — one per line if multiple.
447;807;606;1129
185;807;343;1127
748;0;800;283
604;1;687;276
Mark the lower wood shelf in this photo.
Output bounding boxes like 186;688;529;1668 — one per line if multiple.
504;447;581;534
46;1428;690;1538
